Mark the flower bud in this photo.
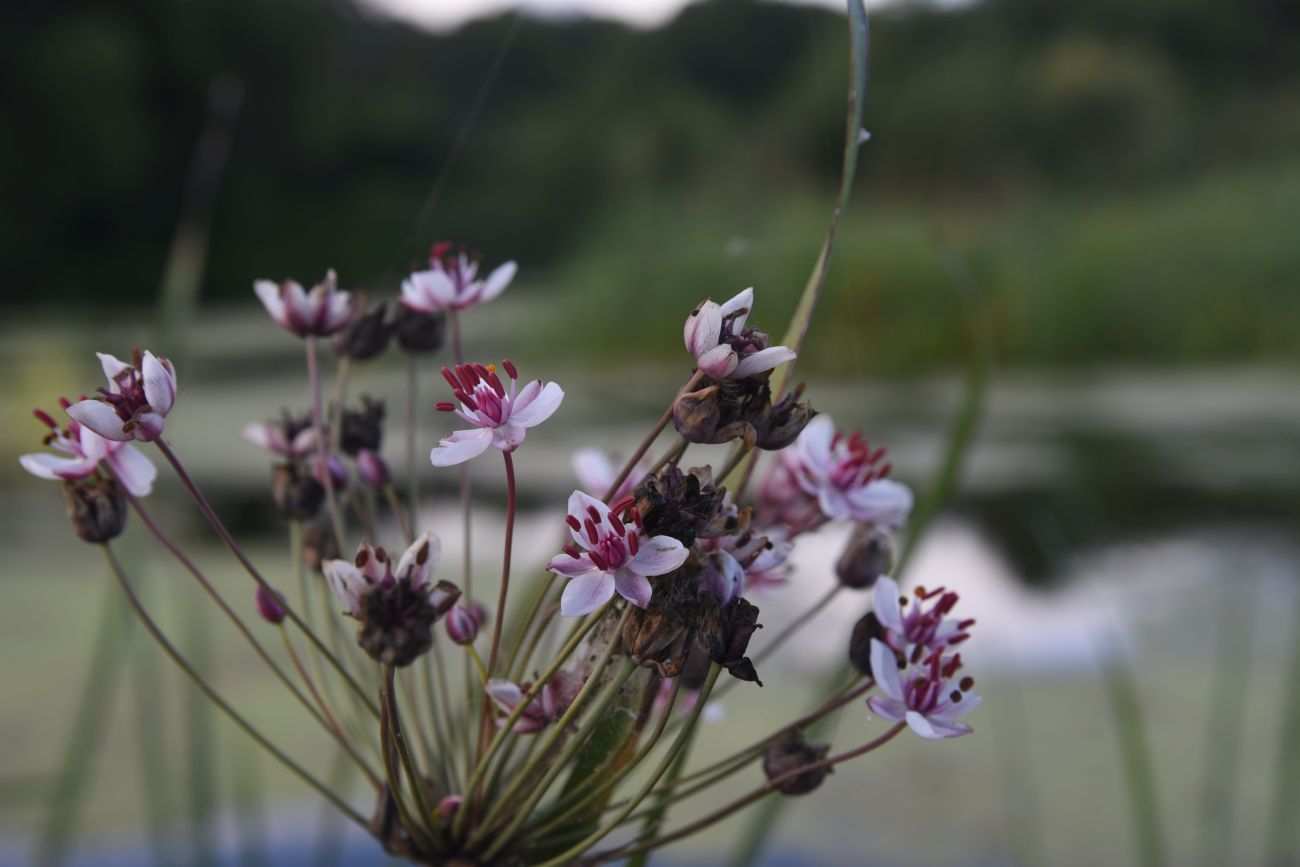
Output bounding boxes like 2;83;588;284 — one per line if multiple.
835;524;893;590
393;306;447;354
763;729;832;795
672;385;723;444
332;299;392;361
356;449;390;487
255;585;288;624
446;603;480;645
314;452;348;490
848;611;885;677
64;478;127;543
272;462;324;519
753;385;816;451
340;396;385;456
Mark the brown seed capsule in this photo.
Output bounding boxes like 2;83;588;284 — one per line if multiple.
271;462;324;519
332;298;392;361
848;611;886;677
340;395;385;456
393;306;447;354
763;729;833;795
621;576;708;678
64;478;127;544
835;523;893;590
753;384;816;451
633;465;726;548
702;596;764;686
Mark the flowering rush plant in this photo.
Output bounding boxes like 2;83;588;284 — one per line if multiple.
18;12;979;865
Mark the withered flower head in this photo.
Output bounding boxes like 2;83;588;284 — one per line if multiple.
323;533;459;667
702;596;763;686
340;395;386;456
848;610;885;677
752;384;816;451
835;523;894;590
393;306;447;354
271;462;325;519
763;729;833;795
332;297;392;361
64;477;127;543
672;375;813;452
633;465;726;548
621;575;713;678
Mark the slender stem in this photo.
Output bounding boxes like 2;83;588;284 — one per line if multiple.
466;645;489;683
153;438;379;718
713;442;754;488
378;677;436;855
593;722;906;864
646;438;688;477
101;544;368;828
384;666;440;847
406;354;420;530
384;484;414;545
329;356;350;455
600;371;703;502
486;451;516;678
307;338;347;549
346;488;377;541
509;597;560;682
534;665;722;867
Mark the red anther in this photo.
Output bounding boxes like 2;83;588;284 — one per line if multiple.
630;507;643;529
959;676;975;692
877;462;892;478
132;347;144;369
562;544;582;558
435;402;456;412
441;367;461;390
456;390;479;412
355;548;370;567
948;634;970;646
485;370;506;398
867;446;888;465
607;512;625;536
431;241;453;261
609;495;635;515
587;505;603;525
32;408;58;429
584;518;600;545
589;550;609;571
958;618;976;629
502;359;518;379
627;533;639;556
565;514;582;531
58;396;72;409
473;363;491;381
910;644;925;664
458;364;480;389
950;690;963;703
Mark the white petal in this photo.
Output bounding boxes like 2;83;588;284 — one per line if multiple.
816;486;854;522
718;286;754;330
560;572;615;617
242;422;285;453
934;691;982;723
141;351;176;417
905;711;945;739
548;553;599;579
97;352;131;385
567;490;613;537
254;280;288;326
425;269;458;308
509;382;563;428
684;300;722;357
572;449;616;494
872;576;904;634
733;346;796;379
870;639;904;700
322;560;366;616
19;452;96;481
430;428;493;466
480;261;516;303
614;568;653;608
849;479;914;528
627;534;689;577
67;400;130;441
696;344;738;378
108;444;157;497
322;291;354;334
797;415;836;474
485;679;523;712
77;425;108;461
866;695;908;723
396;530;441;589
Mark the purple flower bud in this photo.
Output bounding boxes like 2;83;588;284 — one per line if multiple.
446;603;480;645
356;449;389;487
255;585;287;624
437;794;462;822
313;452;348;490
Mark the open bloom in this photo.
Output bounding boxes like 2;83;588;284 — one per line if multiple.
67;350;177;443
872;576;974;654
254;269;355;337
789;415;913;528
323;532;451;617
683;287;795;380
20;405;157;496
430;361;563;466
401;242;517;313
572;448;649;502
549;491;690;616
867;638;980;739
243;413;316;458
485;671;581;734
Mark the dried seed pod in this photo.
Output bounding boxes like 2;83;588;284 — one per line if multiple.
703;596;763;686
64;478;127;543
393;306;447;354
763;729;832;795
356;579;446;667
621;576;708;678
272;462;324;519
633;465;726;548
332;298;392;361
340;396;385;456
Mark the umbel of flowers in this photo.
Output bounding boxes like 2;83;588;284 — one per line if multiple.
19;236;980;865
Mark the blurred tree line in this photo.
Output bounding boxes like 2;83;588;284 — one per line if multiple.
3;0;1300;367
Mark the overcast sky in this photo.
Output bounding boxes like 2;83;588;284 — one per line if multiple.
362;0;854;32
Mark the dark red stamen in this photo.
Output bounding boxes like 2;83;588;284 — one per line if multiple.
630;507;643;529
562;543;582;558
627;533;639;556
589;550;609;571
565;515;582;531
33;408;58;429
435;402;456;412
584;518;600;545
502;359;518;379
441;367;461;390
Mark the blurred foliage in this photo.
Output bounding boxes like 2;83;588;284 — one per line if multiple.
3;0;1299;370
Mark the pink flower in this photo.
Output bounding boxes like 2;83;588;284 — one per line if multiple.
548;491;689;616
322;532;448;617
867;639;980;739
253;269;355;337
430;360;563;466
66;350;177;443
242;414;316;458
756;450;825;537
572;448;649;502
789;416;913;528
683;287;796;380
872;576;974;655
485;671;581;734
400;242;516;313
19;404;157;496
